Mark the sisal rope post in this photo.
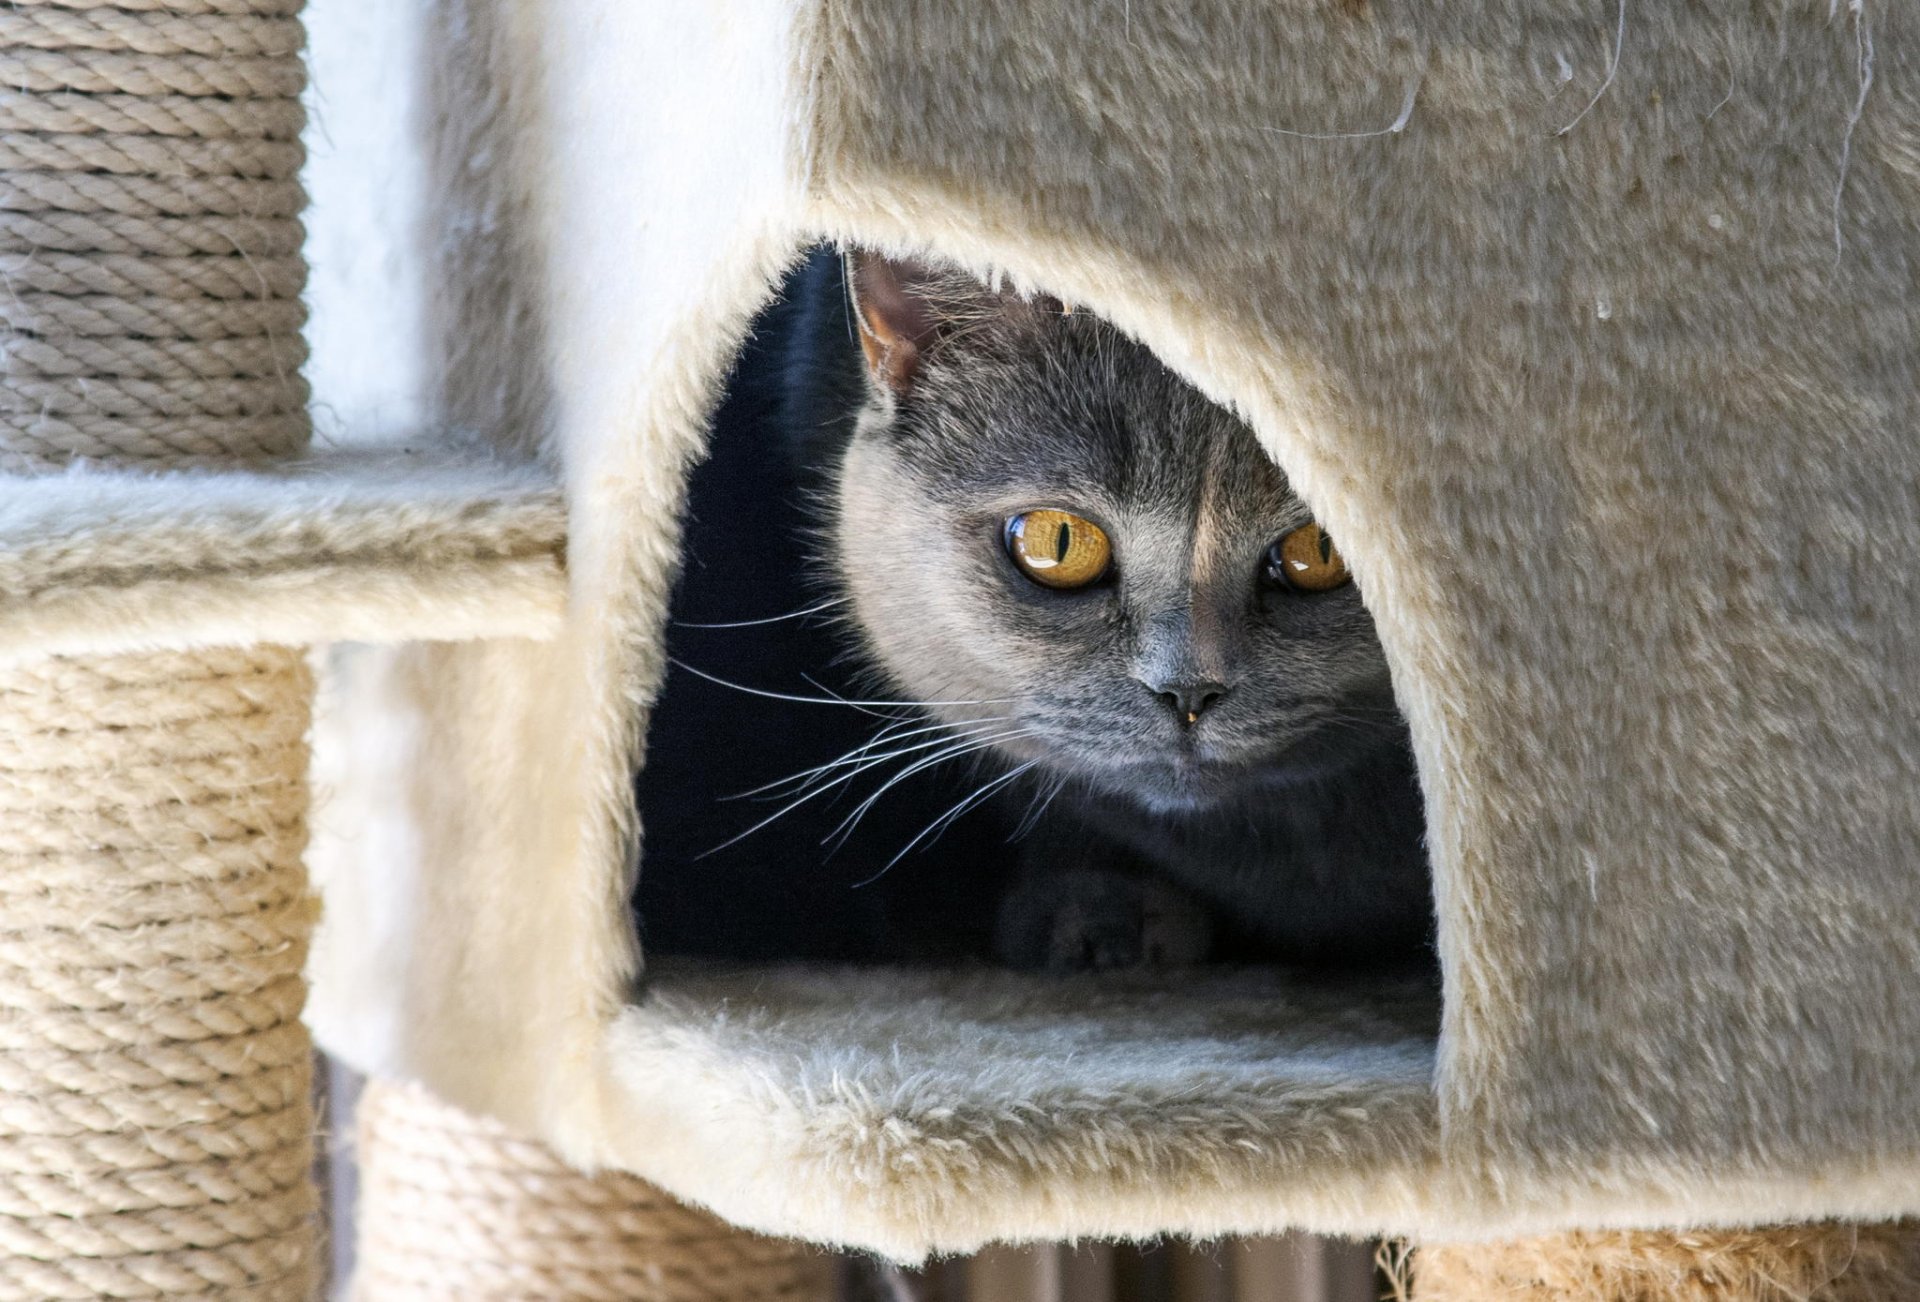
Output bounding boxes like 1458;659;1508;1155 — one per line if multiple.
1400;1224;1920;1301
0;0;310;471
349;1080;837;1302
0;651;320;1301
0;0;322;1297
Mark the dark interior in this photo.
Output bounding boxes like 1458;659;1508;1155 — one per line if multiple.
634;253;1019;963
634;250;1438;984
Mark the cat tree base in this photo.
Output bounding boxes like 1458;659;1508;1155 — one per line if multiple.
349;1078;835;1302
1407;1224;1920;1301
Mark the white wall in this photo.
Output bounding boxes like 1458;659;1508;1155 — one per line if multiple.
302;0;429;449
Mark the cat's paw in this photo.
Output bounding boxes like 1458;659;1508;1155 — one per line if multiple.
995;869;1213;973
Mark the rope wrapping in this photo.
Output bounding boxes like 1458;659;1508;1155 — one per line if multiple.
0;2;323;1298
0;91;306;139
352;1081;835;1302
0;10;303;60
0;134;306;180
4;1;304;15
0;0;310;473
0;415;307;462
0;213;304;258
0;374;310;420
0;296;308;342
0;651;320;1301
0;172;305;220
0;51;304;99
0;252;306;299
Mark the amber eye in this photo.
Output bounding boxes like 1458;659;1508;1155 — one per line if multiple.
1005;509;1112;589
1264;522;1350;593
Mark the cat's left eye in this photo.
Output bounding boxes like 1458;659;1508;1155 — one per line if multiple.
1264;522;1350;593
1005;509;1112;589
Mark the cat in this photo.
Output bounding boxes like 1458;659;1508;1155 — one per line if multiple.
807;248;1434;971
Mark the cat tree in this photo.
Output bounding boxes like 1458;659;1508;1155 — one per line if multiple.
6;0;1919;1298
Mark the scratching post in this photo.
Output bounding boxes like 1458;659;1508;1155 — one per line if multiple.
0;652;319;1300
0;0;309;469
0;0;320;1297
349;1079;834;1302
1405;1226;1920;1302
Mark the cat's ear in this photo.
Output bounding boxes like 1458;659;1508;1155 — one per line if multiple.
846;250;947;396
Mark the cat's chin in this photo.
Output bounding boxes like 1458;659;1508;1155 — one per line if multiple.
1056;732;1401;815
1075;754;1308;815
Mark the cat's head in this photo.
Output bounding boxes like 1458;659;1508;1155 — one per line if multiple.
829;250;1402;813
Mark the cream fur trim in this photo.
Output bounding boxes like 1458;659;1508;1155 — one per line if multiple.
0;450;565;659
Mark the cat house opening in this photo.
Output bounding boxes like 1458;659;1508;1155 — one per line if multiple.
601;246;1449;1249
635;246;1439;987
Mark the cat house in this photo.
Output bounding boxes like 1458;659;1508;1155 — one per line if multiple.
299;0;1920;1258
8;0;1916;1285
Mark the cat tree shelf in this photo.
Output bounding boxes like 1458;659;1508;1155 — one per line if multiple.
604;962;1439;1256
0;449;565;659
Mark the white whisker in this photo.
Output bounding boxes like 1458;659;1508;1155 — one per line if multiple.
823;729;1031;852
699;727;1025;860
673;598;847;630
1008;773;1068;842
854;761;1040;887
670;659;1014;710
801;673;908;721
726;717;1013;802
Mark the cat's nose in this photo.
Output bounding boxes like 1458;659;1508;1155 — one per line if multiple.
1148;680;1229;725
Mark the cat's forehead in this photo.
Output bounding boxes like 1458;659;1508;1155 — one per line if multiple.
899;317;1303;526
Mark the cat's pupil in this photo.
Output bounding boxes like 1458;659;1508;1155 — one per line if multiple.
1055;521;1072;560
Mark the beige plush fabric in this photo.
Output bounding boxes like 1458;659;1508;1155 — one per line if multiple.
307;0;1920;1258
1405;1223;1920;1301
599;963;1439;1256
0;451;566;659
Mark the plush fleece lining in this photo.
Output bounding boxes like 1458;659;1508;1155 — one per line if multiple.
0;450;565;658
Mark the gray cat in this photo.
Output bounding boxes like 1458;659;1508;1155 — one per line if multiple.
812;250;1431;972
